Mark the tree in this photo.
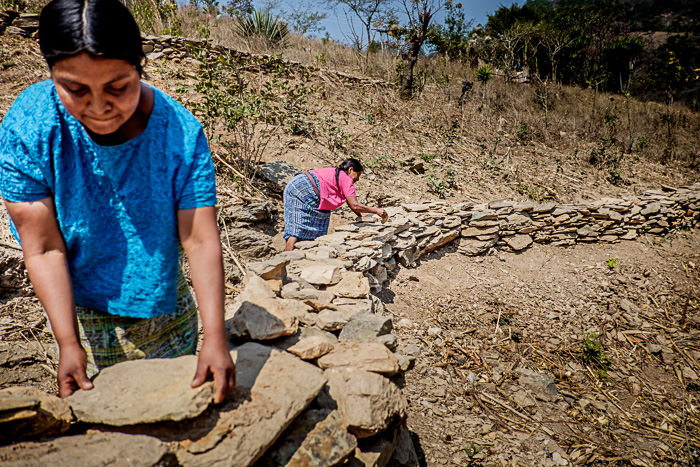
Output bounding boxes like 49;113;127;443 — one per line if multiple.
386;0;447;99
326;0;392;51
426;1;473;62
283;9;327;36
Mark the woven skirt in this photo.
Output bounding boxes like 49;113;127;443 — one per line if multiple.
283;173;331;241
57;271;199;378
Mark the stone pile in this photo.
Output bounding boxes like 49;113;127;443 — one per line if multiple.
0;253;416;466
0;12;38;37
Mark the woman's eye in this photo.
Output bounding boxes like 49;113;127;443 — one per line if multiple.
67;86;87;95
108;85;128;94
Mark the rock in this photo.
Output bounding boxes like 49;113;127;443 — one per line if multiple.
300;262;345;285
682;366;698;382
0;387;72;443
338;313;393;344
227;297;300;340
391;423;419;466
175;343;326;466
225;227;273;257
352;432;397;467
517;368;559;400
318;342;399;376
458;237;497;256
419;229;459;255
641;202;661;216
67;356;214;425
246;256;290;281
325;368;406;438
333;297;374;315
504;234;533;251
258;161;300;192
0;432;170;466
278;410;357;466
222;202;271;223
287;336;336;360
317;309;359;332
238;273;277;301
461;225;499;237
328;272;371;298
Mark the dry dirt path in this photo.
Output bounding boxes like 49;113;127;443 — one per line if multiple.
385;230;700;466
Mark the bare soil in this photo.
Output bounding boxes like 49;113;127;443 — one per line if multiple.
1;34;699;466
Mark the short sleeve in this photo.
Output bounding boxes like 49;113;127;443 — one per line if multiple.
175;127;217;210
0;128;51;202
339;171;356;199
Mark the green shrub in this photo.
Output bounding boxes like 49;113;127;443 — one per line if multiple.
235;9;289;48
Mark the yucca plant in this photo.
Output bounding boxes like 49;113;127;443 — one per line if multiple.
235;9;288;49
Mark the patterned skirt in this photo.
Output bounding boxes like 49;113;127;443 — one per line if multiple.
65;271;198;378
283;173;331;241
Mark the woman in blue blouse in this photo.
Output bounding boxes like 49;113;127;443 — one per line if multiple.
0;0;234;401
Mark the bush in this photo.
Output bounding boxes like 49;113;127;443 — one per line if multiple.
235;9;288;48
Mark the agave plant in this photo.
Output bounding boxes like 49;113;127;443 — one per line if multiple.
235;9;289;48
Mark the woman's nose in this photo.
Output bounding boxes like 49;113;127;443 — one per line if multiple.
88;91;110;115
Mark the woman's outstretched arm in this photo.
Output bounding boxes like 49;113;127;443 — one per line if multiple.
4;197;93;397
178;206;235;403
345;196;388;222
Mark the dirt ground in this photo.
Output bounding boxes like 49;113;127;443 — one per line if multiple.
386;230;700;466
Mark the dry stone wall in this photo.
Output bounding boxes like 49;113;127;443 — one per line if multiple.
280;183;700;295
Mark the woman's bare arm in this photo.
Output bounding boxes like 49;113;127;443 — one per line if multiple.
3;197;92;397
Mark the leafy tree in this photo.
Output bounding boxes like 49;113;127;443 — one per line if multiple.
283;9;327;36
426;1;473;62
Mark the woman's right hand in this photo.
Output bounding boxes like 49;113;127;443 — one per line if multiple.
378;208;389;223
57;342;93;398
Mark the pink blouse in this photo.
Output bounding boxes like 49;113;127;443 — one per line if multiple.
311;167;357;210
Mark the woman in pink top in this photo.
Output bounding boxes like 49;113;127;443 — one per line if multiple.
283;158;388;250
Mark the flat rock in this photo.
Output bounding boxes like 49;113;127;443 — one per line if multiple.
318;342;399;376
328;272;371;298
246;256;290;281
67;356;214;425
299;262;345;285
0;432;170;466
325;368;406;438
287;336;336;360
227;297;301;340
0;387;72;443
258;161;300;192
504;234;533;251
338;313;393;344
174;343;326;466
317;309;359;332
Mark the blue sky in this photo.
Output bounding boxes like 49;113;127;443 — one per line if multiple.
252;0;526;43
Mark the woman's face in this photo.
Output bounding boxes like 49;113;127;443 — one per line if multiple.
51;52;141;136
347;167;362;183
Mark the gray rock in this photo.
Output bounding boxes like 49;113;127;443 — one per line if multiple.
222;202;271;223
67;356;214;425
0;432;170;466
504;234;533;251
517;368;559;400
258;161;300;192
338;313;393;344
317;309;359;332
226;297;300;340
285;410;357;466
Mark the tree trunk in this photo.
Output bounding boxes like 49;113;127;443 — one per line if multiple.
399;35;423;99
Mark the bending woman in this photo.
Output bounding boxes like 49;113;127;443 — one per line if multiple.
0;0;234;401
283;158;388;251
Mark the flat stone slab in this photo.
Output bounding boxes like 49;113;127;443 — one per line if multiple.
0;431;170;466
0;386;72;443
227;297;300;340
67;355;214;426
318;342;399;376
173;342;327;466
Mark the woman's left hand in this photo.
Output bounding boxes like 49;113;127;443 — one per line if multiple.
192;336;235;403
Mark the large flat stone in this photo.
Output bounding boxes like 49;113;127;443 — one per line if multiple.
0;386;72;443
67;356;214;426
174;343;326;466
328;272;371;298
0;432;170;466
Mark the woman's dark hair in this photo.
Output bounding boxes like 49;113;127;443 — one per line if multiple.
39;0;145;75
338;158;363;173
